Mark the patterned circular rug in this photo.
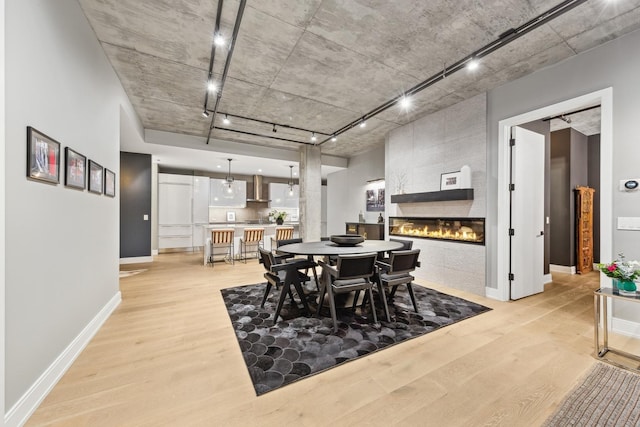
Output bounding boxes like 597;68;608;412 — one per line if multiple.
221;281;491;395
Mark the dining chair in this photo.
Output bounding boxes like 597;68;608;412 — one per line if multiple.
318;252;379;332
258;248;312;324
271;226;294;251
376;249;421;313
208;229;235;267
240;227;264;262
275;238;320;291
377;238;414;261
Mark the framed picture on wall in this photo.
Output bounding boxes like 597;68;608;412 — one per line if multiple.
27;126;61;184
440;171;461;190
64;147;86;189
104;168;116;197
88;160;103;194
226;211;236;222
366;188;385;211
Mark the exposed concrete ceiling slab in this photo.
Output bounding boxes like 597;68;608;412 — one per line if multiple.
79;0;640;168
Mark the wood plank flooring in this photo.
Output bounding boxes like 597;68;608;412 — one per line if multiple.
26;252;607;426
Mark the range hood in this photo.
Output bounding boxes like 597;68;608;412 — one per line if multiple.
246;175;270;202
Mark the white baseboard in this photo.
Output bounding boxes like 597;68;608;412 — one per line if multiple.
152;249;158;256
549;264;576;274
119;256;153;265
5;292;121;427
612;316;640;339
485;286;505;301
543;274;553;284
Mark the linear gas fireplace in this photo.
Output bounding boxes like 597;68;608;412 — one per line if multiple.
389;217;485;245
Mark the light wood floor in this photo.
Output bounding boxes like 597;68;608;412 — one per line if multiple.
27;253;606;426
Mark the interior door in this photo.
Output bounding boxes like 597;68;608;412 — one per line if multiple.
510;126;545;300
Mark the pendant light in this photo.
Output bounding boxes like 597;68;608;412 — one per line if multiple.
225;158;234;193
288;165;294;196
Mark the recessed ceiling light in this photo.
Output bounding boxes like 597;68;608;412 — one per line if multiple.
216;165;221;168
258;169;262;172
208;81;217;92
399;96;411;109
223;115;230;125
293;172;297;176
213;33;225;47
467;59;479;70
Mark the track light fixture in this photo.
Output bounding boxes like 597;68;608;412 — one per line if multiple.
311;132;317;142
223;114;230;125
466;59;479;70
359;119;367;128
272;124;277;133
213;33;226;47
208;81;217;92
331;135;337;142
202;110;210;118
399;95;411;109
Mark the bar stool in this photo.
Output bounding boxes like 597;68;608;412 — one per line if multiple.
240;227;264;262
270;226;294;251
209;229;234;267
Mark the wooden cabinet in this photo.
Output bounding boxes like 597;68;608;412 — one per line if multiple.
575;186;595;274
345;222;384;240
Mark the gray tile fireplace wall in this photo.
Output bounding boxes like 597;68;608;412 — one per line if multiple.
386;93;487;296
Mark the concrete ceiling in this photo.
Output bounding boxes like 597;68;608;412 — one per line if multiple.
550;106;601;135
79;0;640;165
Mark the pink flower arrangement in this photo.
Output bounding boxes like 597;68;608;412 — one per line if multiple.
598;253;640;282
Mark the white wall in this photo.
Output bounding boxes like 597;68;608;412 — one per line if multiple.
1;0;6;424
487;29;640;318
386;93;487;295
326;145;385;236
5;0;142;422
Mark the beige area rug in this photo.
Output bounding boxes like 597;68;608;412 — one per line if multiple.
119;269;147;279
544;363;640;426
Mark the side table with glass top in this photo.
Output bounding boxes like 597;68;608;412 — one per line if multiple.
594;288;640;368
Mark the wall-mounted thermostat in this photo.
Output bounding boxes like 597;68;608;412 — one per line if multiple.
619;179;640;191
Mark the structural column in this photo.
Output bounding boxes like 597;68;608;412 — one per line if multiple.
299;145;322;241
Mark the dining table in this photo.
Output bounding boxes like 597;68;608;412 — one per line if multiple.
277;239;405;323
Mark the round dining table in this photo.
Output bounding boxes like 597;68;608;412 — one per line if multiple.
277;239;405;327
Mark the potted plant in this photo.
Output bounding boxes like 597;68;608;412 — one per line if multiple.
597;253;640;295
269;209;287;225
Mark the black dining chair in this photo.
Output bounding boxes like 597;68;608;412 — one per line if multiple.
377;238;414;262
258;248;312;324
376;249;421;313
275;238;320;291
318;252;380;332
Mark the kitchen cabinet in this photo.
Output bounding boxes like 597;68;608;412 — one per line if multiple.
159;174;192;225
209;178;246;208
193;176;210;223
269;182;299;208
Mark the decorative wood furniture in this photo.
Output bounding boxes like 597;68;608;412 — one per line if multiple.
345;222;384;240
240;227;264;262
575;186;595;274
594;288;640;370
208;229;235;267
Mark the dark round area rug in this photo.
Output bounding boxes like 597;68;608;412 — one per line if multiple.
221;281;491;395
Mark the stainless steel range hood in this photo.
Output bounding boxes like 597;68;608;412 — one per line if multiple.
246;175;270;202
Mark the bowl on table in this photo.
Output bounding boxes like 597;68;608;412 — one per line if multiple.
330;234;364;246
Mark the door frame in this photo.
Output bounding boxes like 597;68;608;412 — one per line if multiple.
496;88;613;301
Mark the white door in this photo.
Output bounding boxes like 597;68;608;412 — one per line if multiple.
510;126;545;299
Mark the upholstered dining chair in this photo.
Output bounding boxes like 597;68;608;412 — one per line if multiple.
275;238;320;291
258;248;312;324
376;249;421;313
208;229;235;267
318;252;379;332
270;226;294;251
240;227;264;262
377;238;414;262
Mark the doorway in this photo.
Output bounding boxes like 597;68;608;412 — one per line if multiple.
496;88;613;301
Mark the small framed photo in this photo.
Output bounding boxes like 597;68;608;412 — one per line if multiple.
226;211;236;222
104;168;116;197
440;171;461;190
88;160;103;194
64;147;86;189
27;126;61;184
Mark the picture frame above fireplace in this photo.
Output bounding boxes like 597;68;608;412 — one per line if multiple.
440;171;461;191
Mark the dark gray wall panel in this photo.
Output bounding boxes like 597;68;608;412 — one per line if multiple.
588;134;601;263
570;129;589;266
550;129;571;266
120;152;152;258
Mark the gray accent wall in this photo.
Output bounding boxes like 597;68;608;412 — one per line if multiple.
120;152;152;258
550;129;572;266
5;0;143;411
487;28;640;320
588;134;601;262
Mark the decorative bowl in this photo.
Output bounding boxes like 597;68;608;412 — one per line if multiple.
330;234;364;246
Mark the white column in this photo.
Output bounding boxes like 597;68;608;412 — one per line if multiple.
299;145;322;241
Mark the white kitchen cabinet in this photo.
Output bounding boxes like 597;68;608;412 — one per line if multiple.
209;178;246;208
159;174;192;225
269;182;299;208
158;225;193;249
192;176;210;223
